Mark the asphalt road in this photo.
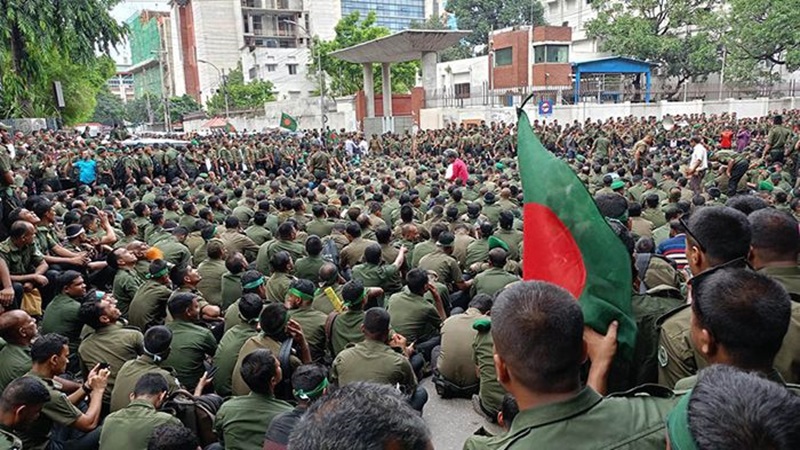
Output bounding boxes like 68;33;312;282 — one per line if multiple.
419;379;503;450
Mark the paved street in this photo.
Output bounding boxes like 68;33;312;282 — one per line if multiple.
419;379;503;450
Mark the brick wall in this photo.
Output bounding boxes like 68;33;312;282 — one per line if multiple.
533;26;572;42
532;64;572;87
490;29;530;89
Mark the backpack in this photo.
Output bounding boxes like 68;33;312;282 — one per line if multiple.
321;237;339;267
161;390;222;448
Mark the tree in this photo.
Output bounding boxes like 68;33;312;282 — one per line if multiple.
585;0;723;97
723;0;800;84
445;0;545;48
206;64;275;116
310;12;420;97
409;13;473;63
125;93;158;126
0;0;126;121
167;95;203;123
92;87;127;126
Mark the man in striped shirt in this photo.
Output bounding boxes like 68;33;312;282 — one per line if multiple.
657;220;688;270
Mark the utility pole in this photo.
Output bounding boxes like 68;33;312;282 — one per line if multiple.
199;59;230;118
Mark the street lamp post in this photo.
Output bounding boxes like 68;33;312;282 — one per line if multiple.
283;19;325;134
198;59;230;118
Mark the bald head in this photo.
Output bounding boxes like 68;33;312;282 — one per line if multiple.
0;310;36;345
318;263;339;285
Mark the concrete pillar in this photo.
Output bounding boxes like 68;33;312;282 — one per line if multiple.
363;63;375;118
381;62;392;117
421;51;437;97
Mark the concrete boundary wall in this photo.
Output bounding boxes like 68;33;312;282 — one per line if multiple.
420;97;800;129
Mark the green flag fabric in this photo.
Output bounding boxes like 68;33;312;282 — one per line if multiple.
280;113;297;132
516;103;637;360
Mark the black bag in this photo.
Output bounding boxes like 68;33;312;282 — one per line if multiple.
161;389;223;448
274;338;295;401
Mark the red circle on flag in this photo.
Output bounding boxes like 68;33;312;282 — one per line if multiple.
283;119;291;126
522;203;587;299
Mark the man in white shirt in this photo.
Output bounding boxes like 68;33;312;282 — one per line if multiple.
686;135;708;194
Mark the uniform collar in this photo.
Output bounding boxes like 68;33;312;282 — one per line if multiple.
127;399;158;410
507;387;603;434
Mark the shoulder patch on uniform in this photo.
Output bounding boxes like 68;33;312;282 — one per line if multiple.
658;345;669;367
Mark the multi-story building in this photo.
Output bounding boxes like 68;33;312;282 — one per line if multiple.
341;0;434;32
108;65;136;104
126;10;177;99
542;0;603;61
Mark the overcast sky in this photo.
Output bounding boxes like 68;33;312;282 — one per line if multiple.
109;0;172;65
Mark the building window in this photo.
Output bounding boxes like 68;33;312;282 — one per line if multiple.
288;64;298;75
454;83;470;99
495;47;513;67
266;64;277;72
534;45;569;63
249;66;258;80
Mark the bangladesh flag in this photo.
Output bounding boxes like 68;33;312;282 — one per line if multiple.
280;113;297;131
516;104;636;360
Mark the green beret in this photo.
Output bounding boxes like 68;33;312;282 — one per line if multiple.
488;235;509;252
419;165;428;172
472;318;491;332
495;162;505;170
199;173;209;179
758;180;774;192
611;179;625;190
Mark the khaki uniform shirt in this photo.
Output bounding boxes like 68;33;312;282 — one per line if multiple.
331;339;417;392
306;219;334;238
265;272;294;303
0;345;30;392
213;323;258;397
288;307;327;363
352;262;402;295
465;239;490;269
485;387;677;450
231;334;301;396
386;287;441;343
40;294;82;354
245;225;272;246
473;323;506;415
19;373;82;450
419;250;464;289
153;237;192;270
761;265;800;384
110;355;180;412
128;280;173;332
219;230;260;262
339;237;378;269
471;267;520;298
214;392;293;450
294;256;324;284
113;267;144;318
197;259;226;306
256;239;306;276
0;425;21;450
492;229;523;261
99;400;182;450
311;284;343;315
330;310;365;356
78;323;143;404
163;320;217;391
0;238;44;275
220;272;243;311
437;308;482;387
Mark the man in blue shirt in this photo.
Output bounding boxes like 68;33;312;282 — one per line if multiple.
73;151;97;187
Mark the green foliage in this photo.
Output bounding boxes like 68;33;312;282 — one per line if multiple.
0;0;126;121
206;64;276;116
310;12;420;97
409;13;473;63
168;95;203;123
121;93;203;125
723;0;800;84
585;0;723;96
445;0;545;47
92;87;128;126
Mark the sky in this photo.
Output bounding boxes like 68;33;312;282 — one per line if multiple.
109;0;171;65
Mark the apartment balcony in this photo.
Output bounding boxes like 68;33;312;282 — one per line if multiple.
241;0;303;12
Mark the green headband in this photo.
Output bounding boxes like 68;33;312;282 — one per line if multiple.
288;288;313;301
147;266;169;279
243;276;265;290
344;289;366;307
666;392;698;450
293;377;329;401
